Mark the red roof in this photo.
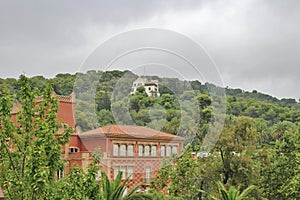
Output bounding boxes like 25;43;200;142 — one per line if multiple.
80;125;184;141
144;83;158;86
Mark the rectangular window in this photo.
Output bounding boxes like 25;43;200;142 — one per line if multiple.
127;144;134;156
145;167;151;183
151;146;157;156
57;170;64;180
138;145;143;156
120;166;126;179
127;166;134;180
69;147;79;153
160;145;165;157
114;165;134;180
114;166;119;180
113;144;119;156
120;144;126;156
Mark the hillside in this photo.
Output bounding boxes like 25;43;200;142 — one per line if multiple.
1;70;300;199
0;70;299;138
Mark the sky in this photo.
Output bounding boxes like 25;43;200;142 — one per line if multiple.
0;0;300;99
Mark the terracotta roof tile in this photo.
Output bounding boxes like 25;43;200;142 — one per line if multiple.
80;125;185;141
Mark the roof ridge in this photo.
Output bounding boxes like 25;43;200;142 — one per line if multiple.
89;125;185;140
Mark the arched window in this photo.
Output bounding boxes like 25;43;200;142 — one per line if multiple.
161;145;166;157
127;144;134;156
172;146;178;154
166;145;172;157
120;144;126;156
138;145;143;156
144;145;150;156
151;146;157;156
113;144;119;156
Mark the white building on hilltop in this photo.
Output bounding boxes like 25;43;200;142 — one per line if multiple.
130;77;160;97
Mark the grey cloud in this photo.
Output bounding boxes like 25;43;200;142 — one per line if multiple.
0;0;299;99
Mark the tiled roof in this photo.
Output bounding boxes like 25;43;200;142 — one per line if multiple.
144;83;158;86
80;125;185;141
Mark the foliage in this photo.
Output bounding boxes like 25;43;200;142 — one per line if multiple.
101;172;152;200
260;130;300;199
1;70;300;199
0;75;72;199
210;182;255;200
55;164;101;200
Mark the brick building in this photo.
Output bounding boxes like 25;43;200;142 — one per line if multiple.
0;92;76;199
0;92;184;198
69;125;184;188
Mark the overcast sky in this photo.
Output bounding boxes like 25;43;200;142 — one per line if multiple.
0;0;299;99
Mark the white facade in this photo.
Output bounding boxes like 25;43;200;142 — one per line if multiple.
130;77;160;97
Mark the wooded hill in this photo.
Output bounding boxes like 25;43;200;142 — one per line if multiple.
0;70;299;134
1;70;300;199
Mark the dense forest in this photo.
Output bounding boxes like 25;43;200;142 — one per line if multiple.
0;70;299;199
0;70;299;133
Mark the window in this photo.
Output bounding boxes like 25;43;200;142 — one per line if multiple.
172;146;178;154
120;166;126;179
69;147;79;153
138;145;143;156
96;169;101;180
148;87;151;90
114;166;119;179
57;170;64;180
113;144;119;156
145;167;151;183
114;144;135;157
120;144;126;156
127;144;134;156
144;145;150;156
127;166;134;180
161;145;166;157
114;166;134;180
166;145;172;157
151;146;157;156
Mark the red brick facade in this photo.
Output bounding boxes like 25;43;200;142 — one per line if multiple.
75;125;184;188
0;93;184;198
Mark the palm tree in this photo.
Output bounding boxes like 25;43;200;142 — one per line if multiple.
101;172;152;200
210;182;255;200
